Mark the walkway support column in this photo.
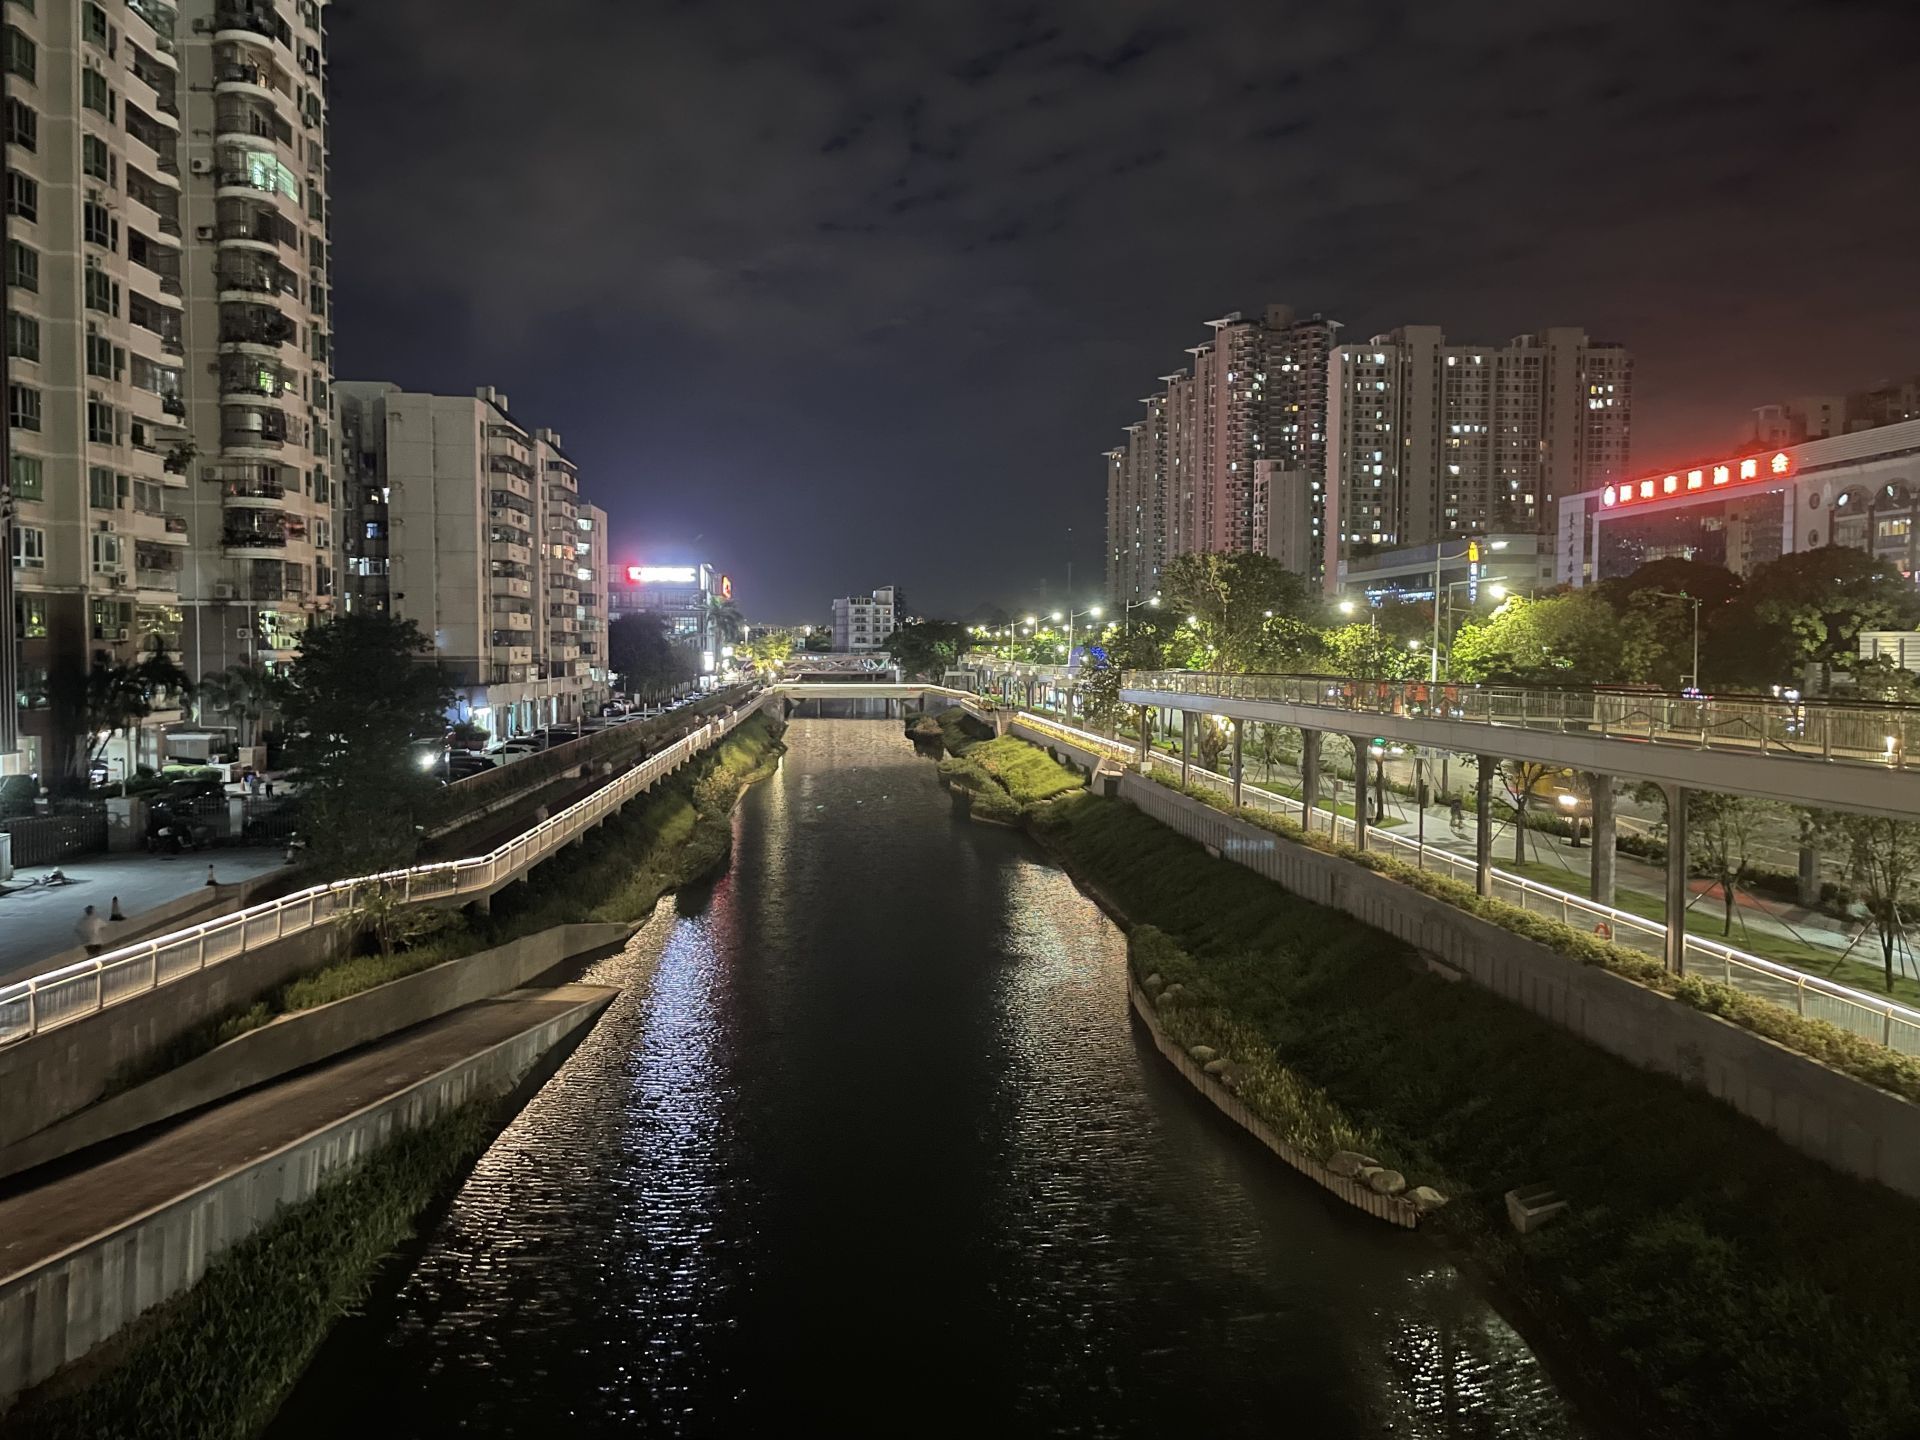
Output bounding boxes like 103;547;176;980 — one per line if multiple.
1135;707;1150;768
1475;755;1495;898
1300;729;1321;834
1180;709;1193;790
1349;735;1369;851
1230;718;1244;811
1585;772;1616;907
1663;783;1689;974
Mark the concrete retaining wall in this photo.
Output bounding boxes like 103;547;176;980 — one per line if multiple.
0;926;337;1150
0;923;633;1180
1129;979;1420;1227
1007;719;1109;775
0;988;612;1407
1118;772;1920;1198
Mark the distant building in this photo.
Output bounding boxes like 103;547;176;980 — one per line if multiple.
832;585;897;651
1555;416;1920;588
1749;378;1920;447
337;384;605;738
609;562;726;678
1324;327;1631;586
1335;532;1554;607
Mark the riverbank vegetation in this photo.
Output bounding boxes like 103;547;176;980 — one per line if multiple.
1031;787;1920;1439
5;1099;506;1440
926;707;1084;821
105;716;786;1097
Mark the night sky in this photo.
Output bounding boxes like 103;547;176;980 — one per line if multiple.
330;0;1920;623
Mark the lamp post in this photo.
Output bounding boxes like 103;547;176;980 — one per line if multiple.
1122;593;1160;633
1428;538;1507;683
1057;606;1102;666
1647;590;1704;692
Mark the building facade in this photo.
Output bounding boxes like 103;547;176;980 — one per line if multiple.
1323;327;1630;586
1749;378;1920;448
1102;304;1339;600
4;0;338;778
1555;417;1920;589
337;383;603;739
831;584;896;651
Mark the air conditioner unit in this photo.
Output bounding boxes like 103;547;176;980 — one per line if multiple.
113;627;129;642
195;225;216;242
212;581;237;600
235;628;250;640
189;157;213;176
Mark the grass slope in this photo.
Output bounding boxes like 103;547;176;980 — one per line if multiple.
1032;790;1920;1440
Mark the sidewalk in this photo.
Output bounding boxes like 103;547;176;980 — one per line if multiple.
0;985;609;1276
0;850;285;983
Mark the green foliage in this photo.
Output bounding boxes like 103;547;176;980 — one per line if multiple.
47;636;195;781
883;619;970;679
609;612;699;699
742;629;795;671
1033;789;1920;1437
1162;551;1322;672
1818;810;1920;993
929;720;1084;819
1448;591;1626;684
280;613;455;877
193;662;282;750
1318;622;1421;680
1710;547;1920;688
3;1101;505;1440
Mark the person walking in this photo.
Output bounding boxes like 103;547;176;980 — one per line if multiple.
1448;794;1466;838
75;905;108;956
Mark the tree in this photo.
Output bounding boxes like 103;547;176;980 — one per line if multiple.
1501;760;1559;865
49;638;194;784
1319;623;1421;680
1688;791;1773;936
195;662;281;750
1820;812;1920;992
707;598;746;650
279;614;455;876
742;630;795;673
1710;548;1920;689
1449;593;1625;685
609;613;696;700
1162;552;1320;672
1598;557;1743;614
1194;714;1228;773
883;620;969;679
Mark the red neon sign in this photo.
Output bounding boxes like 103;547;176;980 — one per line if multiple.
1602;451;1793;510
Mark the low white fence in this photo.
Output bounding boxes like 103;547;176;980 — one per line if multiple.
1135;748;1920;1056
0;707;756;1047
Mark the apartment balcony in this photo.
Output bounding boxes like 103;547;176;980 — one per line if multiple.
215;98;295;149
489;539;530;567
216;255;301;304
489;569;532;600
216;199;302;254
134;566;180;596
219;355;298;403
214;1;294;50
219;303;299;351
490;642;534;667
221;403;295;453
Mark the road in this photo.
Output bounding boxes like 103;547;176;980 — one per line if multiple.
0;849;286;982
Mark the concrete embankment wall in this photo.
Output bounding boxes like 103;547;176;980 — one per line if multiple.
0;923;633;1180
1117;772;1920;1199
0;988;612;1407
0;926;336;1150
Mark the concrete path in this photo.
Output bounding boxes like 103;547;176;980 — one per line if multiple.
0;850;285;982
0;985;611;1281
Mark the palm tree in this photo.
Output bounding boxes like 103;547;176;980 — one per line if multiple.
707;598;745;649
50;638;194;785
195;661;279;749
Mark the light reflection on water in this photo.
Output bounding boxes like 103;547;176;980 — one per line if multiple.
272;716;1592;1438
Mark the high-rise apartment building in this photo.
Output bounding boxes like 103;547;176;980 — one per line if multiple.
337;383;604;740
1323;326;1630;580
4;0;337;777
1102;305;1338;599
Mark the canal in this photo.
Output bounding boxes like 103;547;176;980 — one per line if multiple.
272;715;1591;1436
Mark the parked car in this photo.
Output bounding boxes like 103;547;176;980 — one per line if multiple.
486;738;541;764
445;753;495;781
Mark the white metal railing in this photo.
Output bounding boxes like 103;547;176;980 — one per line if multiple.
1132;748;1920;1056
945;672;1920;1056
1116;668;1920;772
0;706;758;1047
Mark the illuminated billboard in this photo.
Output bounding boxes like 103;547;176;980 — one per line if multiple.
719;574;733;601
626;565;698;585
1601;450;1793;511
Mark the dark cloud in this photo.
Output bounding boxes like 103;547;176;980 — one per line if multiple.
329;0;1920;621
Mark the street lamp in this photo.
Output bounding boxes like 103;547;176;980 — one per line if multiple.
1428;538;1506;683
1064;605;1102;662
1647;590;1704;692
